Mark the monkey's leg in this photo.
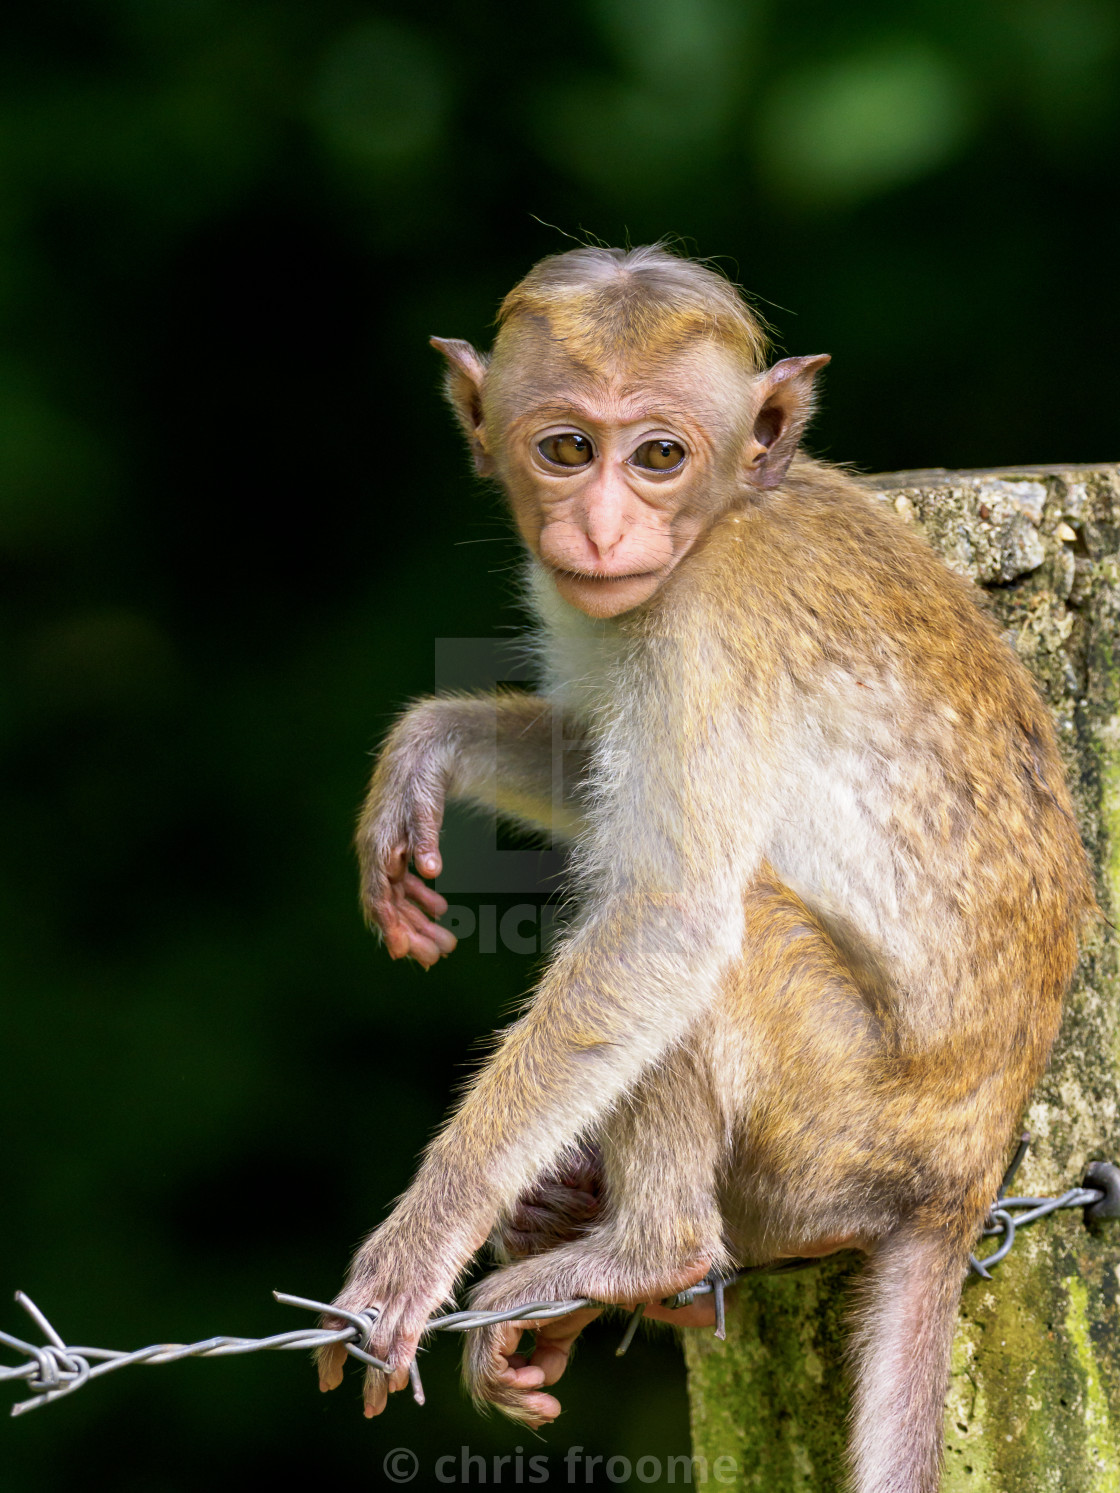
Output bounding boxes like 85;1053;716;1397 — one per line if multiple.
848;1221;974;1493
464;1042;728;1422
717;875;982;1490
357;691;588;965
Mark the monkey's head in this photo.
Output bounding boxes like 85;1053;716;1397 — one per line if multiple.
432;246;829;619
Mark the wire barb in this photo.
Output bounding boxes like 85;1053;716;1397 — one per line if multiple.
2;1145;1111;1418
615;1304;645;1357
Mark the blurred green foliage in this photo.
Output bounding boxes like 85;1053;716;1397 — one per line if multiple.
0;0;1117;1487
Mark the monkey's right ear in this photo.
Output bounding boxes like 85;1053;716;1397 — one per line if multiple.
430;337;492;475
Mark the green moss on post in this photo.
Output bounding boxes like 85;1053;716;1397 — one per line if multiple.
686;1259;854;1489
686;465;1120;1492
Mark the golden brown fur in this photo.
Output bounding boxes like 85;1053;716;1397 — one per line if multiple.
496;244;770;371
319;247;1092;1493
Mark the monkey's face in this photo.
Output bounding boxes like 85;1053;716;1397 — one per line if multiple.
504;407;713;619
490;342;752;620
432;330;830;621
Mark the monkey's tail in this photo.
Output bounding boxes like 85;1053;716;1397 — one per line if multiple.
847;1219;974;1493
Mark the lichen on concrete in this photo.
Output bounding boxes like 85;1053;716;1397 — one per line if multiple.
687;465;1120;1491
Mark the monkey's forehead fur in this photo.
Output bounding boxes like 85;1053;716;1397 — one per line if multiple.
492;245;770;376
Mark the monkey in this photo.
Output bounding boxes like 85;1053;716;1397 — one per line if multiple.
317;245;1093;1493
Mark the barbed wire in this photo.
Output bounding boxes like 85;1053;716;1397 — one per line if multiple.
3;1144;1117;1418
0;1289;600;1418
967;1135;1117;1278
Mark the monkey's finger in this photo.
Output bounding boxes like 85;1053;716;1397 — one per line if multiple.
514;1390;562;1425
556;1148;603;1193
644;1297;717;1328
408;940;443;969
317;1340;348;1392
364;1327;424;1414
413;845;443;879
401;873;448;916
483;1360;560;1425
539;1185;601;1221
528;1307;601;1386
527;1341;574;1389
499;1227;549;1257
379;916;415;960
479;1319;520;1361
486;1325;549;1394
362;1367;390;1418
515;1186;599;1217
369;893;429;960
420;924;458;956
397;926;448;969
398;908;456;965
497;1361;548;1389
502;1192;600;1255
399;898;457;952
407;925;456;962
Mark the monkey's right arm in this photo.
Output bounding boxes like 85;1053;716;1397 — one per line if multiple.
321;642;765;1414
357;692;588;966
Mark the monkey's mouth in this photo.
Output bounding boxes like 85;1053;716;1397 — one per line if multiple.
553;567;662;584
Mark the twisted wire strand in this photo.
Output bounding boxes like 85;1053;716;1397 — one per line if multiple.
0;1289;605;1418
1;1173;1107;1417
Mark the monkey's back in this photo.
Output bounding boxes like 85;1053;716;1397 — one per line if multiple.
674;458;1094;1197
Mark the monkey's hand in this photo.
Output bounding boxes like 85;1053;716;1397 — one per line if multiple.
357;736;457;969
364;840;456;969
316;1221;457;1418
493;1144;603;1261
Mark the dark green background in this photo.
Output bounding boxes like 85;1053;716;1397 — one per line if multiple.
1;2;1117;1488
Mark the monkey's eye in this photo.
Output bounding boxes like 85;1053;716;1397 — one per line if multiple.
629;439;686;472
538;433;594;468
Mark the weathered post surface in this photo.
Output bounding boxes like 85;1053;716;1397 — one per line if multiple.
685;464;1120;1492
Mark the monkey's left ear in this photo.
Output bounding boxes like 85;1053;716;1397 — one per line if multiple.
430;336;492;476
743;354;831;490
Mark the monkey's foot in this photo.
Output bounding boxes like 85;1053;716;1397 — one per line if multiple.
463;1247;712;1424
466;1303;604;1426
494;1144;603;1261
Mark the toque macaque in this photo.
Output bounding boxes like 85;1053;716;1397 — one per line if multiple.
318;246;1092;1493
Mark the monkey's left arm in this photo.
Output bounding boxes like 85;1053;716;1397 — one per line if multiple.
356;691;589;966
321;636;764;1413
